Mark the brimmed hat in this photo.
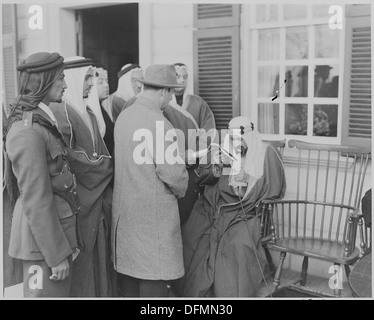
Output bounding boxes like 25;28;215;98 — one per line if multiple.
139;64;184;88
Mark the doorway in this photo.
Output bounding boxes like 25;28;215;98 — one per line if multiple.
77;4;139;93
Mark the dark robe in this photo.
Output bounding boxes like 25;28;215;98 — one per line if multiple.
164;96;216;226
100;105;114;157
50;102;115;297
163;104;202;226
179;146;286;297
110;94;126;123
176;94;216;139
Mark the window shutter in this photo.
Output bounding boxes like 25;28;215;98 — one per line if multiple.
2;4;18;114
342;16;371;148
193;4;240;130
194;4;240;29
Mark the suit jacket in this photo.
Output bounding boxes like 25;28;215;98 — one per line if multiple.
6;108;77;268
112;95;188;280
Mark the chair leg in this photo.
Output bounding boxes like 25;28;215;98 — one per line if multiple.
344;265;351;279
333;263;341;297
273;251;286;291
264;245;276;276
300;256;308;286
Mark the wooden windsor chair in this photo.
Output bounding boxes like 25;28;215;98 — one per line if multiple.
262;139;286;158
259;139;286;275
260;139;371;296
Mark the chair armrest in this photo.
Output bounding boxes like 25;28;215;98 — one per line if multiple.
344;208;366;257
260;198;283;205
258;199;280;242
347;208;368;256
260;234;273;244
348;207;363;220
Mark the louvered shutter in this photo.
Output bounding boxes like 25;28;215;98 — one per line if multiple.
193;4;240;130
2;4;18;114
342;16;371;147
194;4;240;29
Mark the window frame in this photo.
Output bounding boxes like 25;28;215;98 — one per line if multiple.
243;3;346;144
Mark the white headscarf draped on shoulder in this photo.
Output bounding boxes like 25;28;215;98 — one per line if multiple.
86;67;107;138
223;116;268;198
115;63;143;101
63;56;96;135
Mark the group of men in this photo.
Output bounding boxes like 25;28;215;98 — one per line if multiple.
3;52;216;298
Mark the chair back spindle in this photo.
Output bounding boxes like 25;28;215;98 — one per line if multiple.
271;140;370;247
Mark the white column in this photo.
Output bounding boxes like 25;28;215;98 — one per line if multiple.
139;2;153;68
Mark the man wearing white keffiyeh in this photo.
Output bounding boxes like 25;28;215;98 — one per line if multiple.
109;63;144;122
178;116;286;297
49;56;115;297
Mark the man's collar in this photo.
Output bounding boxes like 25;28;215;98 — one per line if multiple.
38;102;58;124
136;95;162;112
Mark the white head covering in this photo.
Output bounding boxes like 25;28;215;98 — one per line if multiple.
224;116;268;198
170;64;190;108
86;67;107;137
115;63;143;101
63;56;95;133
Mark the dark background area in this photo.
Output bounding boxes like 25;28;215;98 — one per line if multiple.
79;3;139;93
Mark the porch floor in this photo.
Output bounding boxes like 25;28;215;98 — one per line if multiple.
256;267;354;298
3;267;356;299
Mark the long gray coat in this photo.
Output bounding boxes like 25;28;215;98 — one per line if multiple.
112;96;188;280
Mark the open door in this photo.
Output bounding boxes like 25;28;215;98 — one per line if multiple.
76;4;139;93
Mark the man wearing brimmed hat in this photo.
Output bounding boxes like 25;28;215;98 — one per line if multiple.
114;63;217;227
113;64;188;297
3;52;79;297
50;56;114;297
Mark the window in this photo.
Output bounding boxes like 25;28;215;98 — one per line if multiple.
248;4;344;143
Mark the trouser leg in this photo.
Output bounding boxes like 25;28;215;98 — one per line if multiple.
118;273;140;297
139;279;170;297
119;273;170;297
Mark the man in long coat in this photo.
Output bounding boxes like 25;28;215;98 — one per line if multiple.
116;63;216;226
3;52;78;297
112;64;188;297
